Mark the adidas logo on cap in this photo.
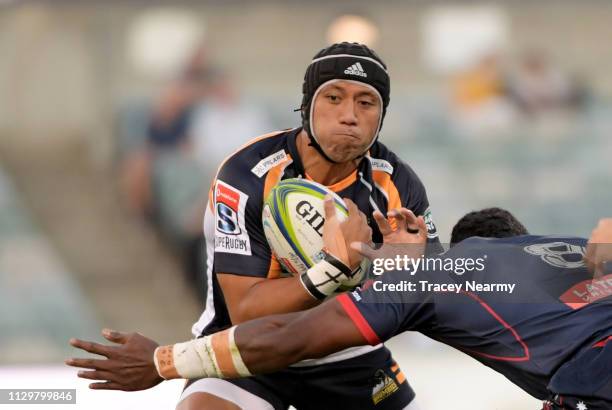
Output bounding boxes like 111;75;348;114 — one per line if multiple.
344;62;367;78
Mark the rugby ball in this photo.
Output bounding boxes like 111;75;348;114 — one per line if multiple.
262;178;365;289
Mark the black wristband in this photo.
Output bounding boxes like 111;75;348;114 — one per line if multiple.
322;248;353;276
300;272;328;300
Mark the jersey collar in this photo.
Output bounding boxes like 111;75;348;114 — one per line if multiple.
285;127;306;177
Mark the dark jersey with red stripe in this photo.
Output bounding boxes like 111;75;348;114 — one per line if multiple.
339;235;612;400
193;127;440;344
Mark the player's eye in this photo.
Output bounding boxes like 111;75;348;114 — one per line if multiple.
358;99;375;107
326;94;340;103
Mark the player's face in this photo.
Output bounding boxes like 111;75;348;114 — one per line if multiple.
312;81;381;163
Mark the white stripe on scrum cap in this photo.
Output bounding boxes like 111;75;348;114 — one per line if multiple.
309;54;388;74
308;79;384;156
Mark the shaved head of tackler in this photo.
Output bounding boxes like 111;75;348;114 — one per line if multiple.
300;42;391;163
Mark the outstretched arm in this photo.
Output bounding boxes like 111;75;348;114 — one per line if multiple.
232;297;366;373
66;200;416;390
66;297;366;390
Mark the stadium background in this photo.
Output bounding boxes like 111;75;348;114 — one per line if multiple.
1;1;611;409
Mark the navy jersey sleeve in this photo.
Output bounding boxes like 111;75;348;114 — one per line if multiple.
210;160;275;278
336;273;436;344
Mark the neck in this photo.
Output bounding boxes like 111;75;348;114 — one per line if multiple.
296;130;360;186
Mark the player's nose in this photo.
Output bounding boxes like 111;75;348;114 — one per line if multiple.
338;100;358;125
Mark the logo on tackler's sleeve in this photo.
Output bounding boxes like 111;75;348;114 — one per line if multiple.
559;273;612;310
524;242;586;269
423;208;438;239
371;369;399;405
214;180;251;255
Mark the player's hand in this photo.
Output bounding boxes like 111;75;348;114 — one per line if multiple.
341;198;373;269
66;329;163;391
350;208;426;263
322;195;371;270
585;218;612;278
376;208;427;245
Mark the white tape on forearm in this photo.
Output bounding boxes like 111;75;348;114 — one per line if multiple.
185;337;221;378
153;326;251;380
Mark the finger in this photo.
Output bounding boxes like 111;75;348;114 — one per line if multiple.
89;382;124;391
407;211;428;235
373;210;392;236
584;241;597;274
343;198;362;221
323;195;338;223
585;224;602;274
349;203;368;225
399;209;423;235
343;197;357;211
388;209;407;232
69;338;112;358
76;370;115;382
102;329;128;345
323;195;350;263
350;241;377;260
399;208;418;226
416;215;427;235
65;357;109;370
360;211;368;227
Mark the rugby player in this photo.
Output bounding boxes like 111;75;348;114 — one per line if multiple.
69;42;441;410
68;210;612;409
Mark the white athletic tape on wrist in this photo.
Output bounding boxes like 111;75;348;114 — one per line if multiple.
154;326;252;380
300;250;353;300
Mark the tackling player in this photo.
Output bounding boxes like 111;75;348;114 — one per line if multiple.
72;42;439;410
68;210;612;409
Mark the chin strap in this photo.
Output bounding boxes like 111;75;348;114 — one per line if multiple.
307;133;341;164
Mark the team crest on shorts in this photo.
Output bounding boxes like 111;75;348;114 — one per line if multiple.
371;369;399;405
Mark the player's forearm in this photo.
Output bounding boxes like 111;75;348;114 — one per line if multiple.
231;276;320;323
153;298;365;381
233;312;313;373
153;313;313;380
230;250;357;322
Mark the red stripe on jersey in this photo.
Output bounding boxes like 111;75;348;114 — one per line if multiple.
462;291;531;362
337;294;381;345
593;335;612;348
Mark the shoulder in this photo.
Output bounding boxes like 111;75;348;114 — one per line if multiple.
449;235;589;258
368;142;426;196
369;142;422;182
217;129;291;183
